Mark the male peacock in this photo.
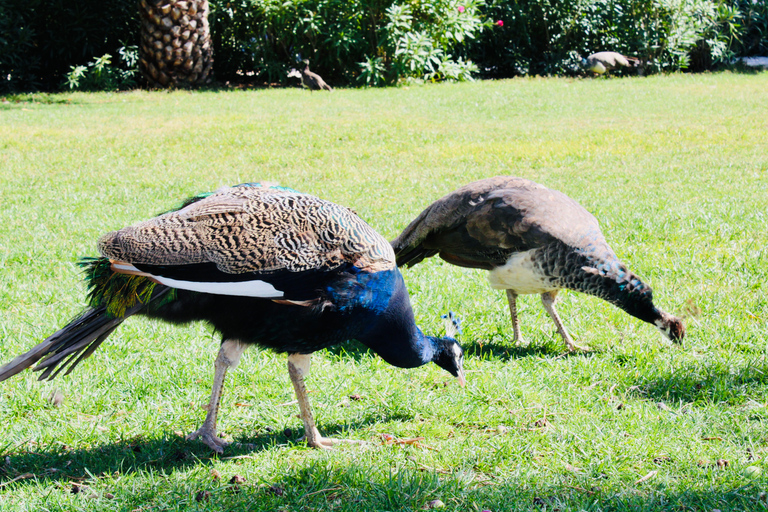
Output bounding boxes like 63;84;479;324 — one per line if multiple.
0;183;465;452
392;177;685;351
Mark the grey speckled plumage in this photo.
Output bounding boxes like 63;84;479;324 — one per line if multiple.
583;52;639;75
300;60;332;92
392;176;685;351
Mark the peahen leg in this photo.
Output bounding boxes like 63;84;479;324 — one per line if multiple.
505;290;526;345
287;353;363;449
540;291;589;352
187;339;246;453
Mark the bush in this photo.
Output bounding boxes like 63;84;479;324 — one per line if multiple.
0;0;138;93
469;0;753;78
0;0;765;92
64;48;139;92
210;0;486;86
728;0;768;56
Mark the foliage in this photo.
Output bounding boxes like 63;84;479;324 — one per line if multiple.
0;0;138;93
727;0;768;56
210;0;486;86
63;47;139;92
0;0;766;92
468;0;759;77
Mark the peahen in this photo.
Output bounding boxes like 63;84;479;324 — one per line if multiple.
392;176;685;351
0;183;464;452
300;60;332;92
582;52;640;75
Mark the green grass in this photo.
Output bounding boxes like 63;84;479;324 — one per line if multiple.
1;72;767;511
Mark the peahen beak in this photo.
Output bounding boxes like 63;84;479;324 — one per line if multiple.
457;367;466;387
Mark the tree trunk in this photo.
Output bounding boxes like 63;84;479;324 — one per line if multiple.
138;0;213;88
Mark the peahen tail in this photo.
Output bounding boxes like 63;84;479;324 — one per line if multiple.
0;258;172;382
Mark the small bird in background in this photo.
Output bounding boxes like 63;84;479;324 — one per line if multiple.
300;60;332;91
392;176;685;352
582;52;640;75
0;183;464;452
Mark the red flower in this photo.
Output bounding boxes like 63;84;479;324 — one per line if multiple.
458;5;465;12
496;20;504;26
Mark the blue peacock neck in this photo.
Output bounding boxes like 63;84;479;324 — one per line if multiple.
351;269;437;369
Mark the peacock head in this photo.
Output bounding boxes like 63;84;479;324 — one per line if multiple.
656;311;685;344
431;337;466;387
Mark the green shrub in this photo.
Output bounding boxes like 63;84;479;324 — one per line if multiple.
0;0;138;93
469;0;751;77
64;48;139;92
0;0;765;92
210;0;486;86
728;0;768;56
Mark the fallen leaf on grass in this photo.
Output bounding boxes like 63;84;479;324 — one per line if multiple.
564;463;584;474
49;389;64;407
379;434;438;451
0;473;34;489
634;470;658;484
407;456;451;474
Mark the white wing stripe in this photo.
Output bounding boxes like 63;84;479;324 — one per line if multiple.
111;261;284;298
152;275;284;298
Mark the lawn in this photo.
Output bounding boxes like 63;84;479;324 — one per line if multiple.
1;72;767;511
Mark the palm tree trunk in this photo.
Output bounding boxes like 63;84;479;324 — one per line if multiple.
138;0;213;88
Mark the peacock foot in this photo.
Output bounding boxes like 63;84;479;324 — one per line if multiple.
187;426;230;454
299;427;366;450
564;339;591;353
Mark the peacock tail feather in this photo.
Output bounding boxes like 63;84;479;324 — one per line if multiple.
78;257;173;317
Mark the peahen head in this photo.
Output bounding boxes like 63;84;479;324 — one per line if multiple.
430;336;466;387
656;311;685;344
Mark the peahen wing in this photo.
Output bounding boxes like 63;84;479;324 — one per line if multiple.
392;176;612;269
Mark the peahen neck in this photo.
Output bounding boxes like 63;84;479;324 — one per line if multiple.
561;248;664;326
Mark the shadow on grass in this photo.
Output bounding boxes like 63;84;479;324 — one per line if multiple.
0;411;410;487
228;464;766;512
632;356;768;405
323;337;591;365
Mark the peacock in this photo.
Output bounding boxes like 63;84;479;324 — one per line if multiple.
392;176;685;351
300;60;332;92
582;52;640;75
0;183;465;452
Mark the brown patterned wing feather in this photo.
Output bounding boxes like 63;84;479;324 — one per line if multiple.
392;176;614;269
98;186;395;277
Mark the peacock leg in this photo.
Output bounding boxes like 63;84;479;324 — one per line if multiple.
505;290;526;345
287;353;362;449
187;339;246;453
540;291;590;352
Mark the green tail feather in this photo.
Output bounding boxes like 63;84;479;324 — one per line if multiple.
77;257;173;318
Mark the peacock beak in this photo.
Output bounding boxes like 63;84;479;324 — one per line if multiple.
457;367;466;387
